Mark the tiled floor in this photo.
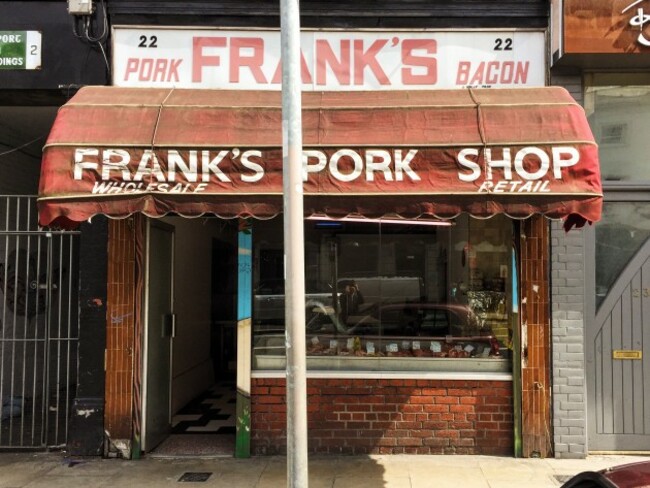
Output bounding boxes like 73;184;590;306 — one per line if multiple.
149;382;236;457
171;382;236;435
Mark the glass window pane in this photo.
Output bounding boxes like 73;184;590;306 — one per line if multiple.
596;202;650;309
585;73;650;182
252;215;513;373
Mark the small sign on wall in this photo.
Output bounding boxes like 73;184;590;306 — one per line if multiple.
612;350;643;360
0;31;42;70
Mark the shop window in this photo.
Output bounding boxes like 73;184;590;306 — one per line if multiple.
251;215;514;373
585;73;650;182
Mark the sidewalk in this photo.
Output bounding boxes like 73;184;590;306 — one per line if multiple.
0;452;647;488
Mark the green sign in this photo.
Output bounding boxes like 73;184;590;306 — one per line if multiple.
0;31;41;70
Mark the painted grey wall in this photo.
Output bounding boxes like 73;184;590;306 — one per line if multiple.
551;71;588;459
551;220;587;458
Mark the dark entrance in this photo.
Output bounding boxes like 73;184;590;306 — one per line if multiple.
211;237;238;381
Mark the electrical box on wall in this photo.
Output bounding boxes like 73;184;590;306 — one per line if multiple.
68;0;93;15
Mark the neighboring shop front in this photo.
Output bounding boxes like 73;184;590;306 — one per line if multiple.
552;0;650;456
0;1;107;452
37;2;602;458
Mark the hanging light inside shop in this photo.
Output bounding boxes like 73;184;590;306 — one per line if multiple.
306;214;454;227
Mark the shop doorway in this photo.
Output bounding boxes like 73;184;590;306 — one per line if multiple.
143;217;238;457
588;218;650;451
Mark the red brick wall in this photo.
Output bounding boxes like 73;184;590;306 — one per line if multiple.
252;378;513;455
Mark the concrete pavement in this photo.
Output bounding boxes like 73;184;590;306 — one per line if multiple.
0;452;647;487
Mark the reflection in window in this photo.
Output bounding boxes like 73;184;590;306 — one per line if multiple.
585;74;650;182
599;123;626;146
596;203;650;309
252;215;514;373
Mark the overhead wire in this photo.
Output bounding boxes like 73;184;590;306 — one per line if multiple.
0;135;47;159
71;0;110;76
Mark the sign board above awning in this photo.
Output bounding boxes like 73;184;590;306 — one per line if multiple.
112;28;545;90
38;86;602;229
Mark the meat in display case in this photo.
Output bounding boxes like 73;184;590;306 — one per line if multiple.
253;333;510;372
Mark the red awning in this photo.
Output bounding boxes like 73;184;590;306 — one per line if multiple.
38;86;602;229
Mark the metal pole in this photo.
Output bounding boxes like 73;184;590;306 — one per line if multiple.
280;0;308;487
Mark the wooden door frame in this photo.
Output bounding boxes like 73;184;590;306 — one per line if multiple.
520;215;553;458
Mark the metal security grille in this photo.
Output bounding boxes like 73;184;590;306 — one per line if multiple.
0;196;80;449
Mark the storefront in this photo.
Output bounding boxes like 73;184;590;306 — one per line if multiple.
0;0;590;460
551;0;650;456
38;75;602;456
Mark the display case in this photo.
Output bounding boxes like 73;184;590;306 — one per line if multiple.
253;333;510;373
251;214;516;375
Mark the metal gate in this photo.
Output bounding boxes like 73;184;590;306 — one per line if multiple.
0;195;79;449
